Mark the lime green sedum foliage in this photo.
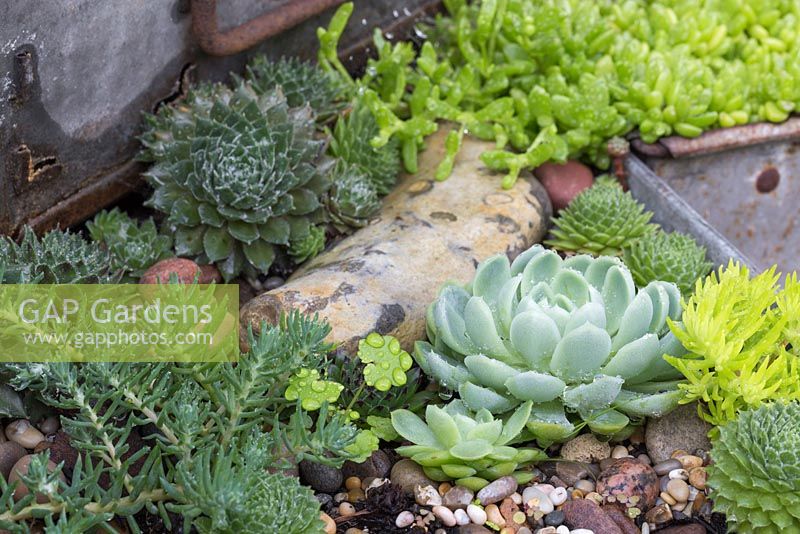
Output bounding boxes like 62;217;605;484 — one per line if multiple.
0;227;115;284
392;400;546;490
708;402;800;534
546;181;656;256
416;244;688;444
87;208;173;280
285;368;344;411
666;263;800;425
245;55;348;119
358;333;414;391
139;82;330;280
623;230;712;294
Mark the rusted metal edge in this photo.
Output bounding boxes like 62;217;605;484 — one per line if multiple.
626;154;759;271
191;0;346;56
22;160;145;237
631;116;800;159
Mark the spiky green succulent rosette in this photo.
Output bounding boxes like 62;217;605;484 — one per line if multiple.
709;402;800;533
326;160;380;232
546;181;656;255
416;244;688;444
330;101;401;195
0;227;115;284
245;55;347;119
623;230;712;294
140;83;330;280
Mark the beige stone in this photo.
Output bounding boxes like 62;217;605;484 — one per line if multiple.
240;128;552;353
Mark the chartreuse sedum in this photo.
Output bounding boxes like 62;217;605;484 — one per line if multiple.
415;244;689;444
139;82;330;280
391;400;546;490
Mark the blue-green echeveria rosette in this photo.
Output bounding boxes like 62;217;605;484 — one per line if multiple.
708;402;800;533
140;83;330;280
415;244;688;444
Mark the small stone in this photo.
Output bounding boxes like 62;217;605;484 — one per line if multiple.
391;459;435;495
689;467;707;490
455;508;471;525
140;258;201;284
596;458;659;511
416;484;443;506
499;498;521;525
657;525;707;534
556;462;591;486
562;499;623;534
653;459;682;476
342;449;392;480
345;476;361;490
0;442;27;480
549;476;568;488
439;482;453;495
334;492;348;503
338;502;356;516
534;161;594;211
264;276;285;291
584;492;604;505
321;512;336;534
538;527;557;534
517;528;533;534
459;525;494;534
677;455;703;469
659;476;670;492
671;502;687;512
602;504;640;534
443;485;474;510
544;509;565;526
560;434;611;463
467;504;488;525
692;493;706;514
599;458;618;471
534;483;556;495
570;530;595;534
348;488;365;502
644;503;673;525
511;491;523;504
611;446;630;459
549;487;568;506
345;529;363;534
361;476;377;491
299;459;343;493
433;505;457;527
486;504;506;527
316;493;333;507
671;450;689;458
9;455;66;503
396;510;415;528
666;479;690;502
477;476;518;505
637;454;651;466
38;416;60;435
574;480;595;494
556;526;570;534
5;420;45;449
668;469;689;480
659;491;677;505
523;487;554;514
645;403;712;464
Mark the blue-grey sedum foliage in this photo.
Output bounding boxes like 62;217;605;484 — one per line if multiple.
415;244;689;444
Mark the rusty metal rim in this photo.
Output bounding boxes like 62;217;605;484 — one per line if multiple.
631;116;800;159
190;0;346;56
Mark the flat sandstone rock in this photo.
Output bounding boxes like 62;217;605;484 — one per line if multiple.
240;128;552;354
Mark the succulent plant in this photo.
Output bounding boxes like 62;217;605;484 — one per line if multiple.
357;333;414;392
287;225;326;264
326;160;381;232
245;55;347;119
545;181;656;256
139;83;331;280
0;227;116;284
329;101;401;195
391;400;547;490
623;230;712;294
87;208;173;280
284;368;344;411
708;402;800;533
415;244;688;443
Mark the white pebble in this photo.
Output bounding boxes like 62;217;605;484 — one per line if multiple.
511;491;523;504
395;511;415;528
454;508;470;525
415;484;443;506
432;505;456;527
557;527;570;534
668;468;689;480
533;483;556;494
522;487;554;514
467;504;487;525
571;530;595;534
641;523;650;534
611;445;629;458
549;486;568;506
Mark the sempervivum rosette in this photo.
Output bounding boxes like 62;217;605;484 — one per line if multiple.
415;244;689;443
140;83;330;280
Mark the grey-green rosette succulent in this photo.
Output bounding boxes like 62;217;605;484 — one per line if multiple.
139;83;330;280
415;244;688;443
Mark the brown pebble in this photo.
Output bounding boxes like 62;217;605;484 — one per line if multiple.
571;489;585;499
485;503;505;527
644;503;673;525
345;529;364;534
338;502;356;516
692;492;706;514
321;512;336;534
0;442;27;479
660;491;677;506
345;476;361;490
688;467;707;490
629;426;645;445
670;450;689;459
38;416;60;435
5;420;45;449
439;482;452;496
585;492;604;505
678;455;703;469
534;161;594;212
348;488;365;502
666;479;690;502
140;258;201;284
